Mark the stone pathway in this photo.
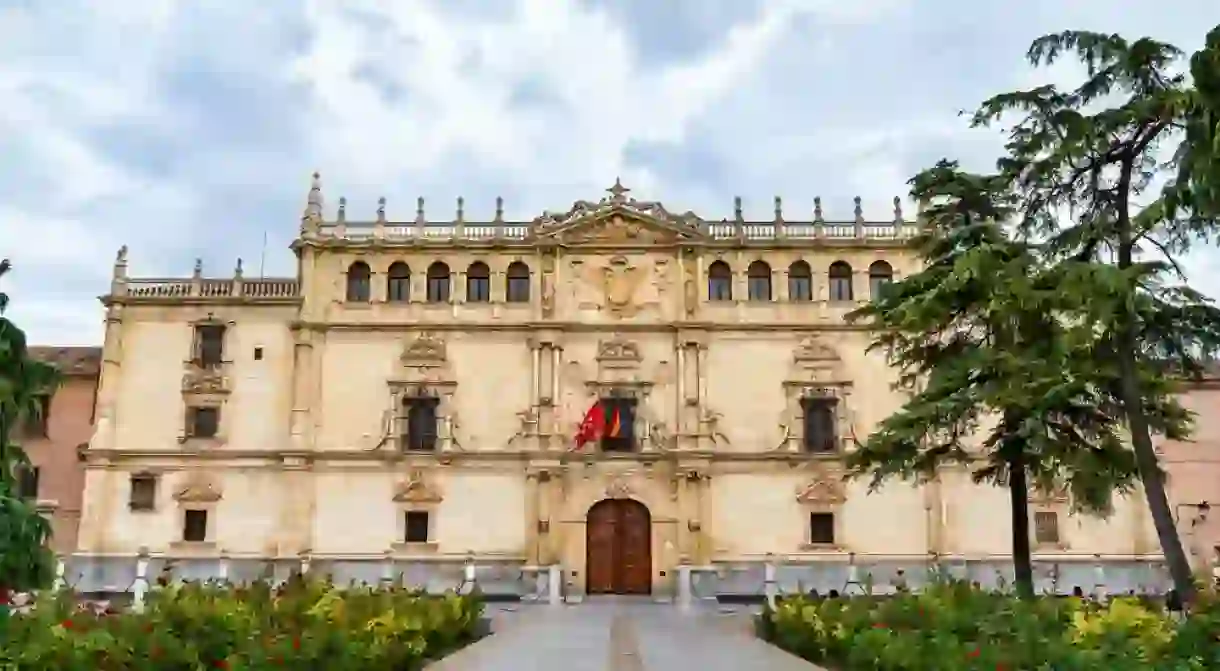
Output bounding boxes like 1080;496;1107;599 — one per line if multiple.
429;599;824;670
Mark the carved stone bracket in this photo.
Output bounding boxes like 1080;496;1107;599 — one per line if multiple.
181;366;231;395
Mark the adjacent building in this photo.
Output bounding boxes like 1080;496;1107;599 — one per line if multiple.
19;346;100;555
72;177;1169;596
1159;365;1220;574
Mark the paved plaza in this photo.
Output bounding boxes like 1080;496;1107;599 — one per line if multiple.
429;598;824;670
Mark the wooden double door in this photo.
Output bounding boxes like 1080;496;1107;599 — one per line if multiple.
585;498;653;595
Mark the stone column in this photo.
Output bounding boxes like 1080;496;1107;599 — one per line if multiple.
525;471;542;565
289;327;316;452
675;473;691;560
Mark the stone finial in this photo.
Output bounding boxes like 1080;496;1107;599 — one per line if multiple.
415;197;426;225
814;197;824;222
112;245;129;285
377;197;387;221
337;196;347;222
893;196;903;223
192;258;203;279
854;196;864;222
456;197;465;222
234;258;243;279
773;196;783;222
304;171;323;218
494;196;504;222
733;196;743;222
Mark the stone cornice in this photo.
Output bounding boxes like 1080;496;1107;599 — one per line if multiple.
291;236;915;253
293;320;872;333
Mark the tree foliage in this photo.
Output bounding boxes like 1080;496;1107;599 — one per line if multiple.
967;27;1220;604
0;259;60;600
846;161;1157;597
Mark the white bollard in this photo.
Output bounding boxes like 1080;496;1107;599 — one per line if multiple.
381;550;395;586
547;565;562;605
299;553;311;575
463;560;477;593
764;561;778;609
677;564;693;609
132;552;151;613
52;557;66;591
1093;557;1107;601
217;553;230;583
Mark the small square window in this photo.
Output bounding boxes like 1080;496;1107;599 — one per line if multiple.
183;509;208;542
188;407;220;439
253;347;264;361
809;512;835;545
16;466;40;500
1033;511;1060;545
130;474;157;511
404;511;430;543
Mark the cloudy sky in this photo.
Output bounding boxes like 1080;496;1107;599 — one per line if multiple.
1;1;1218;345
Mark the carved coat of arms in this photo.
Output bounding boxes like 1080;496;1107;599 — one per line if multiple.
583;258;645;316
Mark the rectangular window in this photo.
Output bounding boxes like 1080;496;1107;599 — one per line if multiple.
401;397;439;452
1033;511;1060;545
187;406;220;439
129;474;158;511
809;512;835;545
600;397;637;453
23;395;51;438
183;509;208;542
801;397;838;453
16;465;40;500
196;324;226;368
466;276;490;302
506;276;530;303
427;277;450;303
404;511;430;543
788;276;812;301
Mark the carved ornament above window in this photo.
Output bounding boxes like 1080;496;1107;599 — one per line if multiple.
596;335;642;369
181;367;231;395
173;474;223;503
392;470;443;503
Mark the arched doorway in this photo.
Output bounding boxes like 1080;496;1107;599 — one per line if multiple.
586;498;652;595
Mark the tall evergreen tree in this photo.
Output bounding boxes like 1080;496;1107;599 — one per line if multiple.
0;259;60;606
969;28;1220;603
847;161;1153;598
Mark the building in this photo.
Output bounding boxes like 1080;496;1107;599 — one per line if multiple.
72;176;1168;596
1160;365;1220;575
18;346;100;555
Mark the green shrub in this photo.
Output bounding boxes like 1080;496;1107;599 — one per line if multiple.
758;581;1220;670
0;574;484;670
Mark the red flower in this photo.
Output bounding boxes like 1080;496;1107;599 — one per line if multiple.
214;660;229;670
292;637;300;649
872;622;887;629
967;648;980;658
143;623;154;633
0;587;10;606
61;619;74;629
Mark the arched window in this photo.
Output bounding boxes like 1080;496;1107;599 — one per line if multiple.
346;261;371;302
788;260;813;301
828;261;853;302
707;261;733;301
466;262;490;302
426;262;451;303
746;261;772;302
868;260;894;299
506;261;531;303
386;262;411;302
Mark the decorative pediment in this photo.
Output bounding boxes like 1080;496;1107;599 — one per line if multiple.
1030;484;1069;506
796;477;846;505
392;470;443;503
596;335;642;369
533;179;707;245
173;473;222;503
787;336;848;386
400;332;447;367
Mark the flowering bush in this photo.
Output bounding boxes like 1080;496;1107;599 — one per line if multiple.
0;574;485;670
758;581;1220;670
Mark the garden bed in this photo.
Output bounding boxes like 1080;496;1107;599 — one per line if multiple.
0;575;485;670
756;581;1220;670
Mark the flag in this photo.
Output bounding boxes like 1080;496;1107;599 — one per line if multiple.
606;406;621;438
573;401;606;450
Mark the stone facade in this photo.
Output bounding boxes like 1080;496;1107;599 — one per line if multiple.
21;346;100;555
72;177;1169;597
1160;368;1220;574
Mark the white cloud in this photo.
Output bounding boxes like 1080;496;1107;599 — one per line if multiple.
0;0;1218;345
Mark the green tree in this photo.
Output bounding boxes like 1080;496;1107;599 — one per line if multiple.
0;259;60;605
846;161;1148;598
969;28;1220;604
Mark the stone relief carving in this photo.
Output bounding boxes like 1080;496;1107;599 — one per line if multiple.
181;368;230;395
595;335;642;368
531;180;704;236
392;470;443;503
581;257;647;316
400;332;447;366
605;475;633;499
699;408;730;445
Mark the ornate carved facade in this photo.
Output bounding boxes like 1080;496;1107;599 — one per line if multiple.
74;176;1166;595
